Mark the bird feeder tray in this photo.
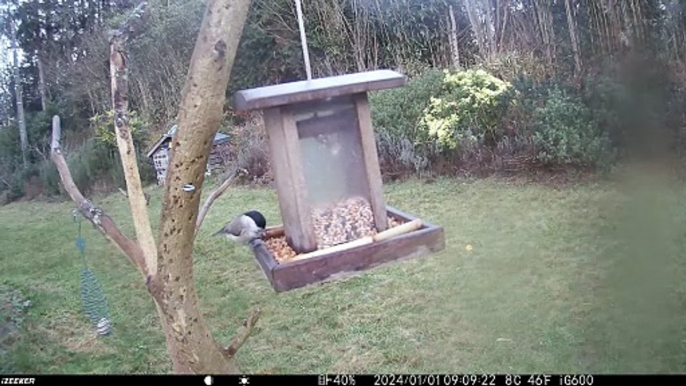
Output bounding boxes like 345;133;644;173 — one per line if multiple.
253;206;444;292
233;70;445;292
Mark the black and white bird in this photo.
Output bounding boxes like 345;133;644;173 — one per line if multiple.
213;210;267;245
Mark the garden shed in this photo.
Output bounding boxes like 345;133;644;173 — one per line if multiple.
146;125;231;185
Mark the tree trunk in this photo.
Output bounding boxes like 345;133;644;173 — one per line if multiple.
533;0;556;67
148;283;242;373
484;0;497;60
152;0;253;373
448;5;460;68
564;0;582;75
10;19;28;169
629;0;645;46
50;0;258;375
496;0;510;54
37;53;48;111
464;0;487;58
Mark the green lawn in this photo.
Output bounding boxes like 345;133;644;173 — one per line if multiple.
1;172;685;374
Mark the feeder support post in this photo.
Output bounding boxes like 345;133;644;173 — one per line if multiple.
264;107;318;253
354;92;388;232
294;0;312;80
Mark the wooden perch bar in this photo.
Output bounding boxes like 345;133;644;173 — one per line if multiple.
289;219;423;261
263;226;285;239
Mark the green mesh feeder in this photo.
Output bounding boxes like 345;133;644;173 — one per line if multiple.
73;210;113;337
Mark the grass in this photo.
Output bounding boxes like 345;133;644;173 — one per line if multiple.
1;171;685;374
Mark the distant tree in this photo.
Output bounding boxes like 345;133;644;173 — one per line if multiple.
8;9;28;169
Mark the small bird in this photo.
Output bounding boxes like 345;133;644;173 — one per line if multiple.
213;210;267;245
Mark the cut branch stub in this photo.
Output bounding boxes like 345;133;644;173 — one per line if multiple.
108;4;158;276
223;306;262;358
50;115;147;276
195;168;247;235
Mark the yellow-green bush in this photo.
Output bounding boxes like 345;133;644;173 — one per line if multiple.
368;69;446;176
369;68;445;143
369;66;620;176
90;110;149;150
419;69;513;153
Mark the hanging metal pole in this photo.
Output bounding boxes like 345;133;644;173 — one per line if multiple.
294;0;312;80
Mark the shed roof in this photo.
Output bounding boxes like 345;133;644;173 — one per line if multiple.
233;69;406;112
145;125;231;158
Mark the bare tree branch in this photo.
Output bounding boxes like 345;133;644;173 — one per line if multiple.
50;115;147;275
0;176;10;189
195;168;247;235
30;145;48;162
109;1;158;276
223;306;262;358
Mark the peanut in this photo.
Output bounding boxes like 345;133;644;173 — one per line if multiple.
263;204;406;263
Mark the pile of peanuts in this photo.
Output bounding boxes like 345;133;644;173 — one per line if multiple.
264;203;406;263
311;196;377;249
388;216;402;228
264;236;297;262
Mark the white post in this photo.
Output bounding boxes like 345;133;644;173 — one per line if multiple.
294;0;312;80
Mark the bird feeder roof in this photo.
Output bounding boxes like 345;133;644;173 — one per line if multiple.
233;70;406;112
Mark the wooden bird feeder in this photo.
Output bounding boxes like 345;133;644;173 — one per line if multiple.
233;70;445;292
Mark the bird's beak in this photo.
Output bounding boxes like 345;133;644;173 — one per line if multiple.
212;230;223;237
